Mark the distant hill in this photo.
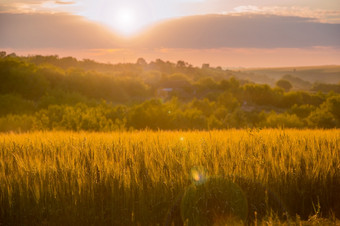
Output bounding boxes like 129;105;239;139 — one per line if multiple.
241;65;340;84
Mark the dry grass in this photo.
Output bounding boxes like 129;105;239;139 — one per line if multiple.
0;129;339;225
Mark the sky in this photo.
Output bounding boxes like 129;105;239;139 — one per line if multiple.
2;0;340;35
1;0;340;67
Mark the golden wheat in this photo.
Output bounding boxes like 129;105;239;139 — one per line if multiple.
0;129;339;225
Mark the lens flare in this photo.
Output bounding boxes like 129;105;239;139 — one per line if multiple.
190;168;206;184
181;177;248;225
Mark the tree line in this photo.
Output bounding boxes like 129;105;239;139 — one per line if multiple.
0;53;339;131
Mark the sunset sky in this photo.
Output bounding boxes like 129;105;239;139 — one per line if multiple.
1;0;340;67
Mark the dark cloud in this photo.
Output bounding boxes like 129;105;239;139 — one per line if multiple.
0;13;339;50
0;13;121;49
135;14;340;48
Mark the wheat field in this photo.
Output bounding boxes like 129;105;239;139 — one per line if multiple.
0;130;339;225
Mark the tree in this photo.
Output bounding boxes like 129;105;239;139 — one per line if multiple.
176;60;188;68
202;63;210;69
0;51;6;58
276;79;292;92
307;108;336;128
290;104;315;118
311;83;340;93
320;95;340;121
136;58;147;66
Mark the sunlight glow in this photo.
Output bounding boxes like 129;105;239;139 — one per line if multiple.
192;171;201;182
190;168;207;185
112;8;137;36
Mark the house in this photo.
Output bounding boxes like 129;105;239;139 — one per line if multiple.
156;88;173;99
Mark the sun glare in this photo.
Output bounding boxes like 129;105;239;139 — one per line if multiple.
113;8;137;36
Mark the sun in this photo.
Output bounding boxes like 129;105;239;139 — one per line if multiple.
113;8;137;36
80;2;156;37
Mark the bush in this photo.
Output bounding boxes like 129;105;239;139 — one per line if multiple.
261;112;305;128
0;94;35;116
0;114;36;132
276;79;292;92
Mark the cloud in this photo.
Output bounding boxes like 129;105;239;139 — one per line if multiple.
55;1;75;5
0;13;121;49
0;0;76;13
226;5;340;24
0;1;45;12
1;12;339;51
135;14;340;49
2;0;340;27
233;5;261;13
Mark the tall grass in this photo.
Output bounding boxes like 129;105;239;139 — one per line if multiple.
0;130;339;225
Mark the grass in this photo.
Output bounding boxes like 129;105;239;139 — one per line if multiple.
0;129;339;225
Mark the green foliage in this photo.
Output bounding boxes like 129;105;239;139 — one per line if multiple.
312;83;340;93
217;92;240;111
128;99;168;129
0;57;49;99
243;84;283;106
276;79;292;92
307;95;340;128
218;77;240;93
262;112;304;128
307;108;337;128
281;91;324;108
0;114;36;132
38;90;92;109
290;104;316;118
0;94;35;116
33;104;125;131
323;95;340;121
191;98;216;116
0;54;339;131
282;74;312;90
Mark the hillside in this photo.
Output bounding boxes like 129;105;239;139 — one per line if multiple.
241;65;340;84
0;53;339;131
